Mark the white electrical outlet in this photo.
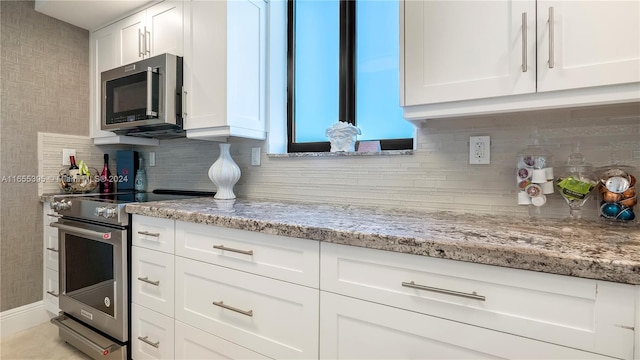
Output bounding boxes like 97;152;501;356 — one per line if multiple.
469;136;490;164
251;147;261;166
62;148;76;165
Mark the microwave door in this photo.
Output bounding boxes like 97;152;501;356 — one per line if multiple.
103;68;160;128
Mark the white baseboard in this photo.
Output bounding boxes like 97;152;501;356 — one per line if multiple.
0;301;50;340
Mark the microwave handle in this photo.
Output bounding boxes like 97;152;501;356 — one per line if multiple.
146;67;158;117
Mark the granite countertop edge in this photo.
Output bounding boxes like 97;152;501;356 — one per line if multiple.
125;198;640;286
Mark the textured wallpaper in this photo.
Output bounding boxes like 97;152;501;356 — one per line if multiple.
0;1;89;312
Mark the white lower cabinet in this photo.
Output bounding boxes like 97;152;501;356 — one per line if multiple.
131;303;175;360
132;246;175;317
175;257;319;359
319;291;613;359
321;242;635;360
174;320;271;360
42;202;59;315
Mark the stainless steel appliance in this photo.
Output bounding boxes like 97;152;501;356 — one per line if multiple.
49;190;214;360
101;53;184;138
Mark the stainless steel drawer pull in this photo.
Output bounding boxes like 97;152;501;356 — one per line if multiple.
402;281;486;301
47;213;63;218
212;301;254;317
137;231;160;237
46;247;59;253
46;290;59;298
137;336;160;348
137;277;160;286
521;12;527;72
548;6;555;68
213;245;254;256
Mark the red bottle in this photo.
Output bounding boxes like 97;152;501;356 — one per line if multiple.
100;154;114;193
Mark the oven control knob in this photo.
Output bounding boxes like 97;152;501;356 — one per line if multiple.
52;200;71;211
94;207;105;217
103;207;118;219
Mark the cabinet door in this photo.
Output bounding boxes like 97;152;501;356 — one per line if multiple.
320;292;613;360
117;11;146;66
131;303;175;360
132;215;175;254
44;270;60;315
175;321;272;360
146;1;184;57
403;0;536;105
537;1;640;92
175;257;319;359
183;0;266;140
132;246;175;317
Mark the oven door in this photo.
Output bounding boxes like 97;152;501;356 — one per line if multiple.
51;218;128;342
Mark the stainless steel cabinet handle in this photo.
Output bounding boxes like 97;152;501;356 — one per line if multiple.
46;247;59;253
145;27;151;56
212;300;254;317
213;245;254;256
521;12;527;72
138;336;160;348
137;230;160;237
47;213;62;218
138;28;145;57
402;281;486;301
548;6;555;68
137;276;160;286
50;222;112;241
182;88;188;117
46;290;59;298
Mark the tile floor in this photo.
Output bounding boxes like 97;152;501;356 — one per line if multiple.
0;321;91;359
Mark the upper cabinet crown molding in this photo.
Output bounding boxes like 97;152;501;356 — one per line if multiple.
401;0;640;121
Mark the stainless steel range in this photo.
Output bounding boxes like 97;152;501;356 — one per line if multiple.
49;190;213;360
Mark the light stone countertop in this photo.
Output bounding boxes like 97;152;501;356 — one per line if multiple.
126;197;640;285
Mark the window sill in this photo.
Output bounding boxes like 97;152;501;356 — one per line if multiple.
267;149;414;158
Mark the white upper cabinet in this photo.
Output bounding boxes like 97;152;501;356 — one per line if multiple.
182;0;267;142
88;1;184;145
536;0;640;92
402;0;640;120
403;1;537;105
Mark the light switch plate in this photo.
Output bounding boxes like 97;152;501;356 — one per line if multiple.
148;152;156;167
251;147;261;166
62;148;76;166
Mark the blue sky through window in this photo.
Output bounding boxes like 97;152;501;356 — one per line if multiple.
293;0;414;144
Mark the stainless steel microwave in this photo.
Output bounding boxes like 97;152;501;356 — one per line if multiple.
101;53;184;138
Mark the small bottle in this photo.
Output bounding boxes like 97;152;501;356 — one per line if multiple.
134;157;147;192
100;154;114;193
68;155;79;182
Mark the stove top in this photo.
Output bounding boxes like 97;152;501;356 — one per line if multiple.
51;190;215;226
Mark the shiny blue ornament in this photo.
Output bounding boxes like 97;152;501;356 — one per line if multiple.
600;203;621;218
616;208;635;221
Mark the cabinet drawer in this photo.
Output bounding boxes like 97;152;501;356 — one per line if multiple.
175;320;272;360
320;291;613;359
44;269;59;314
131;303;175;360
176;221;319;287
175;257;319;359
132;215;175;253
44;231;59;271
132;246;174;317
321;243;635;360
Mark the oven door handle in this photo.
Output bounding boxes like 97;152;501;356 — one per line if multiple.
50;222;112;240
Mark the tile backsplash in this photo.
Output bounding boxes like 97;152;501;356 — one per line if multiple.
141;102;639;220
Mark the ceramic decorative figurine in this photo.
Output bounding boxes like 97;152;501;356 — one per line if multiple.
325;121;361;152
